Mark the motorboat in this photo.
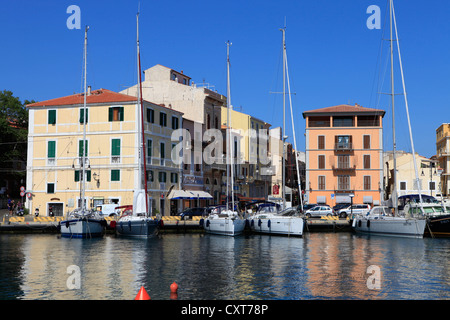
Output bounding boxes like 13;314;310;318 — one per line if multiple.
352;206;426;238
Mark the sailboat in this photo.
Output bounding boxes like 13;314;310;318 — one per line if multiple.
248;27;304;237
203;41;246;236
60;26;106;238
353;0;426;238
116;13;160;237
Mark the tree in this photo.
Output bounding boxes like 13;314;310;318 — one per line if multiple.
0;90;34;197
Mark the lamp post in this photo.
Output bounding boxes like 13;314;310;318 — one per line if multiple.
349;193;354;218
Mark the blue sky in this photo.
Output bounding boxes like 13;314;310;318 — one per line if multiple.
1;0;449;158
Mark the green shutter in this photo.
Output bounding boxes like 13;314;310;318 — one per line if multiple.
80;108;88;123
108;107;113;121
111;139;121;156
147;140;152;157
47;141;56;158
75;170;80;182
160;142;165;158
86;170;91;182
79;140;88;157
48;110;56;125
119;107;124;121
111;169;120;181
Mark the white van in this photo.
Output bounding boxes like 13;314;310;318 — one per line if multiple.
96;204;120;217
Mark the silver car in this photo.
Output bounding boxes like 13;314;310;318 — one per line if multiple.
338;204;371;218
305;205;333;218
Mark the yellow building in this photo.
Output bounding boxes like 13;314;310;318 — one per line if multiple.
221;107;271;199
26;88;183;216
436;123;450;197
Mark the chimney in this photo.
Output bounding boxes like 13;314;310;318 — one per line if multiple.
87;86;92;96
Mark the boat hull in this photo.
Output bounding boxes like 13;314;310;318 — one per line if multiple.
425;214;450;237
60;218;105;238
203;218;246;236
353;217;426;238
249;216;304;237
116;217;159;237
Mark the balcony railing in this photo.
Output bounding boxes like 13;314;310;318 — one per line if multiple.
334;143;353;151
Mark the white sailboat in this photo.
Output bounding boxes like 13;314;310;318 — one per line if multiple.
248;27;304;237
203;41;246;236
116;13;160;237
60;26;106;238
353;0;425;238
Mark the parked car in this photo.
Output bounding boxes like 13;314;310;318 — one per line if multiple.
305;205;333;218
337;204;371;218
96;204;120;217
178;207;206;219
333;203;350;213
297;203;317;213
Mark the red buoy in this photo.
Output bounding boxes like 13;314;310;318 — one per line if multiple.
135;286;151;300
170;282;178;293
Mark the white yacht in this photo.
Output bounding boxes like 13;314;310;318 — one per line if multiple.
352;206;426;238
249;207;304;237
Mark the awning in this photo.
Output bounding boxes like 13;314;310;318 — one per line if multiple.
187;190;213;199
167;190;193;200
167;189;213;200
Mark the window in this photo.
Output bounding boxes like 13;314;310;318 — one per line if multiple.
146;108;154;123
338;176;350;190
357;115;380;127
158;171;167;183
363;135;371;149
47;183;55;194
318;155;325;169
429;181;436;191
206;114;210;129
318;136;325;150
171;172;178;183
308;116;330;127
364;176;371;190
75;170;91;182
79;108;88;124
146;170;154;182
111;139;121;156
111;169;120;181
108;106;124;121
318;176;326;190
48;110;56;125
215;117;219;129
160;112;167;127
47;141;56;159
337;155;350;169
400;181;407;191
160;142;165;165
335;136;352;150
363;155;371;169
171;116;179;130
147;139;152;163
333;116;354;127
79;140;88;157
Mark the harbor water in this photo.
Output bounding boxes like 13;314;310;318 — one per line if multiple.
0;232;449;300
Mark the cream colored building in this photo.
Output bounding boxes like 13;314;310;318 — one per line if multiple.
436;123;450;197
384;151;440;198
26;89;183;216
221;107;272;199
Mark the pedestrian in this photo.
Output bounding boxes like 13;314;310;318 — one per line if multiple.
7;195;12;215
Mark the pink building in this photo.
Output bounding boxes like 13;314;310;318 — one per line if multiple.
302;104;385;207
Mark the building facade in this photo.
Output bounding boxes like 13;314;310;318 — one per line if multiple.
26;89;183;216
436;124;450;197
303;104;385;207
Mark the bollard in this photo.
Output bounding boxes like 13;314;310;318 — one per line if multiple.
135;286;151;300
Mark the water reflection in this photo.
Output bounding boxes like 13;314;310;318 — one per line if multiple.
0;233;449;300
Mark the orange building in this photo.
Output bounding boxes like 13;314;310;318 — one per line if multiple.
302;104;385;207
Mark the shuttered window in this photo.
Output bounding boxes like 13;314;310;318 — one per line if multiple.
318;136;325;149
47;141;56;158
363;135;371;149
79;108;88;124
111;169;120;181
108;106;124;121
48;110;56;125
111;139;121;156
364;155;371;169
318;155;325;169
79;140;88;157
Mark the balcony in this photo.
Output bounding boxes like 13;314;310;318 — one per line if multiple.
332;164;356;175
334;142;353;152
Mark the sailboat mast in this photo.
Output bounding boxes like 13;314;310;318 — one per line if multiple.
389;0;398;215
226;41;234;211
81;25;89;212
137;12;149;215
281;27;287;209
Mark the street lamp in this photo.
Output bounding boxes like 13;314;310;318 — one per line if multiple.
349;193;354;218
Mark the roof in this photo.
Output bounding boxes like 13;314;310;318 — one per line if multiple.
302;104;385;118
27;89;138;107
26;88;184;114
